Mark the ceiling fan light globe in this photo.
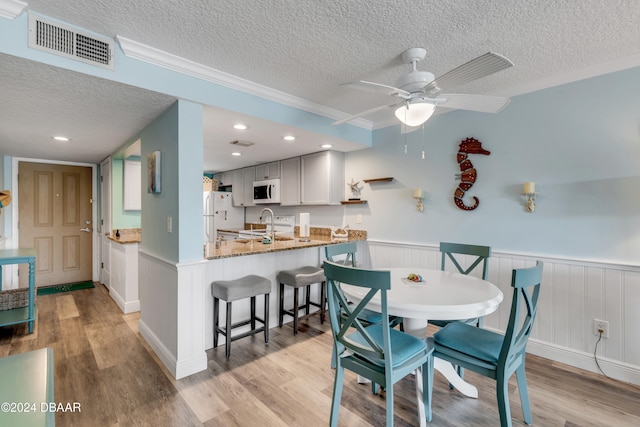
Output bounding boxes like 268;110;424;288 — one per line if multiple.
395;102;435;127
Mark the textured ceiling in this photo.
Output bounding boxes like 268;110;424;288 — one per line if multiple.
2;0;640;170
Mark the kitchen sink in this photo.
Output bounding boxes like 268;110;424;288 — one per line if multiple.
235;235;294;243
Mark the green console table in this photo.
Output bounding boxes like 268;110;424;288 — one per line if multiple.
0;348;55;426
0;248;37;333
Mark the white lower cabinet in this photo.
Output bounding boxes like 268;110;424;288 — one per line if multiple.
110;241;139;314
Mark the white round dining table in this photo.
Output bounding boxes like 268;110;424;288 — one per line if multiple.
340;267;503;426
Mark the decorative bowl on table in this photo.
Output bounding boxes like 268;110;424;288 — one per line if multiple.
401;273;425;284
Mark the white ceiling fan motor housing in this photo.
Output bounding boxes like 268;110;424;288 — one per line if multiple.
396;47;434;93
395;70;435;93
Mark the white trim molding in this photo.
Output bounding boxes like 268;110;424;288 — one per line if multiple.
115;35;372;130
0;0;27;19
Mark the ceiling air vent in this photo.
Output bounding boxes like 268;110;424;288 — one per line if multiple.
28;13;114;70
230;140;254;147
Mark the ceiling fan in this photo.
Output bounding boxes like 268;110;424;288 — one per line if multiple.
333;48;514;127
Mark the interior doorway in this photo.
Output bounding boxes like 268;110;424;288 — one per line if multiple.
17;161;94;287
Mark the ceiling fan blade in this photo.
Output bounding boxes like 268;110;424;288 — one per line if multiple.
341;80;411;98
332;102;400;125
424;52;513;95
438;93;511;113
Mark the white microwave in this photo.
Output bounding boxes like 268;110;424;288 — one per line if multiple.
253;178;280;204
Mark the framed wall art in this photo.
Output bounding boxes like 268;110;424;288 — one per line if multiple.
147;150;161;193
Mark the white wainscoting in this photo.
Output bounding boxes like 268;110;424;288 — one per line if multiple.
367;240;640;386
138;250;208;379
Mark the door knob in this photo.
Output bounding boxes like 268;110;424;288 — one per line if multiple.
80;228;91;232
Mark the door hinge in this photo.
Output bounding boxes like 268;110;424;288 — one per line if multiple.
100;175;103;182
101;219;104;225
101;262;104;269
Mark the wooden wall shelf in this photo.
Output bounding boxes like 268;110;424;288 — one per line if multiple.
340;200;367;205
363;177;393;183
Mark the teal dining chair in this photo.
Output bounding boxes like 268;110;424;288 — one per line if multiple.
323;260;434;427
426;261;543;427
430;242;492;328
325;242;403;371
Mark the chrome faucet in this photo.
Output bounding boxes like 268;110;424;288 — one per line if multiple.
259;207;275;241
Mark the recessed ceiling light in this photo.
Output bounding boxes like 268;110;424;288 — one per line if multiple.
231;152;242;156
233;123;248;130
283;135;296;141
53;136;70;141
321;143;332;148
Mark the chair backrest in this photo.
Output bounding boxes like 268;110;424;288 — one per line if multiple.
323;260;392;364
499;261;543;369
440;242;491;279
325;242;357;267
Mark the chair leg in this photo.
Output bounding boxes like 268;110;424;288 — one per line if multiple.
497;371;513;427
385;381;394;427
264;293;270;343
423;353;434;423
213;297;219;348
330;344;337;369
250;296;256;330
293;287;299;335
320;281;326;324
516;363;532;425
330;365;345;427
305;285;311;315
278;283;285;327
225;301;232;358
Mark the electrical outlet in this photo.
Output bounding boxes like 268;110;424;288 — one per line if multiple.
167;216;172;233
356;214;362;224
593;319;609;338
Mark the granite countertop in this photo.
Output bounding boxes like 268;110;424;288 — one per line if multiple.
107;228;141;244
205;229;366;260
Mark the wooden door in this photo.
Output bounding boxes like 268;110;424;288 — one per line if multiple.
18;162;93;287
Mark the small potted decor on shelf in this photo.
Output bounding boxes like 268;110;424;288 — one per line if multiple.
347;178;363;200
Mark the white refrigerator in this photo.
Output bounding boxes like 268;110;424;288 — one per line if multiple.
203;191;244;243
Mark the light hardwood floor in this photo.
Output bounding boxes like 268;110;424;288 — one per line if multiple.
1;284;639;426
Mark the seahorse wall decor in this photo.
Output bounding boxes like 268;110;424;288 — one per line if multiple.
454;137;490;211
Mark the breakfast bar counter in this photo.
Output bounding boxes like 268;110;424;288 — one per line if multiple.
205;232;366;259
201;229;367;354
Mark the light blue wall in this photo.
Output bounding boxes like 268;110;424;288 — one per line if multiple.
176;101;205;262
344;66;640;264
139;100;203;263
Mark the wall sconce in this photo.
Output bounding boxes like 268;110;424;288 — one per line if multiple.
413;188;424;212
523;182;537;213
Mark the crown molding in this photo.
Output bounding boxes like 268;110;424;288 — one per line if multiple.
0;0;27;19
115;35;372;131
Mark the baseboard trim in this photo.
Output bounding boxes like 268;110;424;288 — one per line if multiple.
526;339;640;385
138;319;178;378
138;312;207;380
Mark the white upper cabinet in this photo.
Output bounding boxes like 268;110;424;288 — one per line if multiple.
229;169;243;206
123;160;141;211
242;167;256;207
280;157;300;206
300;151;344;205
254;161;280;180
